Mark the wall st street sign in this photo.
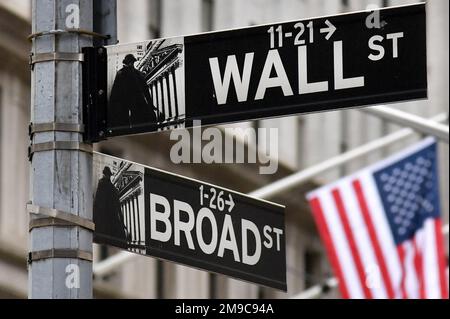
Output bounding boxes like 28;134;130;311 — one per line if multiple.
93;153;287;290
84;3;427;141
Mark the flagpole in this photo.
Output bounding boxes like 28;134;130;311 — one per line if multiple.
249;113;448;199
362;106;449;143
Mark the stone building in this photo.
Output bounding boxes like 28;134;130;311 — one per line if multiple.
0;0;448;298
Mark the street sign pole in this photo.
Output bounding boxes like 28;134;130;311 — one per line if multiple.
29;0;94;298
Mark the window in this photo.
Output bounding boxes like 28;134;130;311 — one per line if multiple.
0;86;2;215
99;245;110;261
252;120;261;148
156;260;165;298
304;250;322;289
202;0;214;32
149;0;162;38
297;116;306;169
339;111;350;176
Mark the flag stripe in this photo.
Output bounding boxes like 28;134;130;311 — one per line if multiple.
319;191;365;298
403;241;420;299
413;236;426;299
332;188;373;299
352;179;396;298
310;197;350;299
434;219;449;299
397;245;408;299
339;182;388;298
358;173;404;298
423;218;440;299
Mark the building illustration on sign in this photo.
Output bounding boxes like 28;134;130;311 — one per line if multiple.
137;39;185;129
107;38;186;135
93;156;146;255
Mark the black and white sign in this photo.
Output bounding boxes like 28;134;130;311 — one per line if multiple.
93;153;287;291
98;4;426;138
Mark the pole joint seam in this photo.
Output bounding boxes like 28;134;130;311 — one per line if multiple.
27;204;95;232
28;28;110;42
28;141;93;161
29;218;91;232
29;52;84;70
29;122;85;140
28;249;93;265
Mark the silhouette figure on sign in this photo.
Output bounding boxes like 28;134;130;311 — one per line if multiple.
93;166;129;248
109;54;157;129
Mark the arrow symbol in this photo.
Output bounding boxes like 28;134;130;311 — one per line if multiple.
225;194;235;213
320;20;336;40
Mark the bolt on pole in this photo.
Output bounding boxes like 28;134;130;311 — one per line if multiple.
29;0;94;299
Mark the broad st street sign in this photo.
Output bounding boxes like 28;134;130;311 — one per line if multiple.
83;3;427;141
93;153;287;291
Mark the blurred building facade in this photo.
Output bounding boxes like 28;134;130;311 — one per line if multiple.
0;0;448;298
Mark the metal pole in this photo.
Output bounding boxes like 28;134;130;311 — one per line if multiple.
30;0;93;298
291;278;338;299
249;113;448;199
362;106;449;143
94;250;136;277
93;113;448;276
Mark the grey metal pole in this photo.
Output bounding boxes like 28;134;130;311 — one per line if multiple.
362;105;449;143
249;113;448;199
29;0;93;299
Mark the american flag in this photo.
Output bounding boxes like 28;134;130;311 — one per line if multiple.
307;138;448;299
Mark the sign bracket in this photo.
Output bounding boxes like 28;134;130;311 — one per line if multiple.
27;28;109;42
28;141;93;161
29;123;85;139
29;52;84;70
82;47;108;143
